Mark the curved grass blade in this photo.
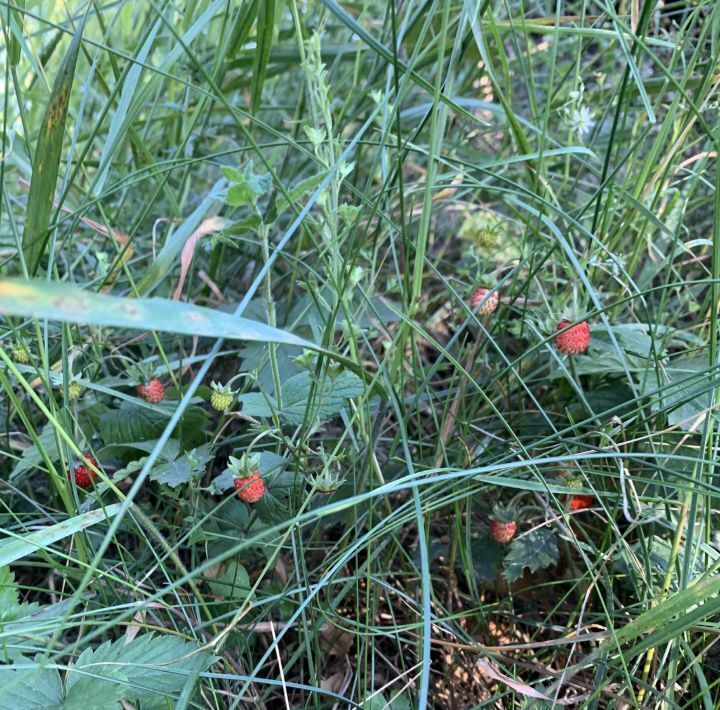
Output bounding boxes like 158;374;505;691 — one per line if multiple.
21;15;85;275
135;180;226;295
0;503;122;567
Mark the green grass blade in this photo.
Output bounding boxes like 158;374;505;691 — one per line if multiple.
0;277;311;346
0;504;122;566
21;14;85;275
250;0;275;112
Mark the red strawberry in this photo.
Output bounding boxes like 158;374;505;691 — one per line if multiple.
489;503;517;544
233;471;266;503
68;456;98;489
568;494;594;511
136;378;165;403
470;287;499;315
554;320;590;355
490;519;517;544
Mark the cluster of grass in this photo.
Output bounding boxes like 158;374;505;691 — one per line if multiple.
1;0;719;707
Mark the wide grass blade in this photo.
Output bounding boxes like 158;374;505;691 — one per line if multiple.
0;504;122;566
0;278;311;346
21;15;85;275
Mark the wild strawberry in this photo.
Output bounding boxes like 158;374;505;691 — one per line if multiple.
11;343;31;364
233;471;266;503
68;381;84;402
568;494;594;512
470;287;499;315
310;468;344;495
555;320;590;355
489;503;517;544
68;456;98;489
210;382;235;412
136;378;165;403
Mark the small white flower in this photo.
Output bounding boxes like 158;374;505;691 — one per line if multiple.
567;105;595;139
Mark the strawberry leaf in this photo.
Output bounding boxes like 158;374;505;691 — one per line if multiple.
471;537;504;582
64;633;215;709
502;529;558;583
0;663;63;709
280;370;364;425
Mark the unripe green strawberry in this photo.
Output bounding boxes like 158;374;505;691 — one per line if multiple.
11;343;31;364
210;382;235;412
68;381;84;402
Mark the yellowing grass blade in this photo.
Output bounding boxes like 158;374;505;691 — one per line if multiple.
21;16;85;274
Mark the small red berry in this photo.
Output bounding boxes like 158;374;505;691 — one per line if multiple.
554;320;590;355
470;287;499;315
568;494;594;511
490;519;517;544
68;456;98;489
233;471;265;503
489;503;517;543
136;378;165;403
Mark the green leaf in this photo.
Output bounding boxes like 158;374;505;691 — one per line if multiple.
0;279;310;349
254;464;301;525
237;392;277;418
0;567;38;623
280;370;365;424
223;161;272;206
471;537;504;583
204;560;251;599
0;664;63;709
0;505;122;567
64;633;214;709
21;16;85;274
502;529;558;583
99;404;167;443
150;446;212;488
643;357;716;431
11;425;60;479
93;20;161;198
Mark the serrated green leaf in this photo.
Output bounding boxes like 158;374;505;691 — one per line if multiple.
471;537;504;583
64;633;214;709
0;567;38;623
150;445;212;488
502;529;558;583
237;392;277;418
0;664;63;709
21;17;85;274
100;404;167;443
280;370;364;424
254;465;301;525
